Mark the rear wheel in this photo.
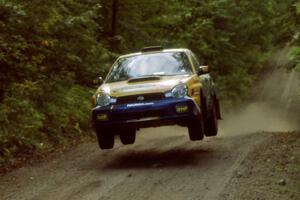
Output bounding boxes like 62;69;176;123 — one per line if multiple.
188;118;204;141
205;101;218;137
96;130;114;149
120;129;136;145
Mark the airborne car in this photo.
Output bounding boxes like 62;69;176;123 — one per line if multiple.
92;47;221;149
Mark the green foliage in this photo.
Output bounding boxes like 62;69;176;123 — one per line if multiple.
296;2;300;14
0;0;109;164
281;0;300;71
292;2;300;71
172;0;276;102
289;46;300;71
0;82;93;163
0;0;112;89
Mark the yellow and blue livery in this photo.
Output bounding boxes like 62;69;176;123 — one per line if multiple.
92;47;221;149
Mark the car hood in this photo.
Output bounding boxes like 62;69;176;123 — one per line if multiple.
98;75;191;97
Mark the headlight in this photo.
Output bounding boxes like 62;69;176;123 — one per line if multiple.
96;93;115;107
165;84;188;98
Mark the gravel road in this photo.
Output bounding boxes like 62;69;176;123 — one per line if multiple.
0;125;276;200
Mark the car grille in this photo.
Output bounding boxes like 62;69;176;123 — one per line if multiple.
116;93;165;104
111;109;166;121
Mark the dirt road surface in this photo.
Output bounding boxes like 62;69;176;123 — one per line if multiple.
1;124;298;200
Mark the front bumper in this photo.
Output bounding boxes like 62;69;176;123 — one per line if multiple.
92;97;201;130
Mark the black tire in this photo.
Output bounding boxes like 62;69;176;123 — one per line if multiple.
200;94;208;122
120;129;136;145
205;101;218;137
96;130;114;149
188;119;204;141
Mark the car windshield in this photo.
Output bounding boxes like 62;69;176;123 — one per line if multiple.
106;52;193;83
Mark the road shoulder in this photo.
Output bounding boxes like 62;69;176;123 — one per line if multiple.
220;132;300;200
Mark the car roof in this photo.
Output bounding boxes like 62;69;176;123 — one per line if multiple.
118;48;190;59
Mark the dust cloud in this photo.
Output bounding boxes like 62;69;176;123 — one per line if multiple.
220;102;299;136
220;46;300;136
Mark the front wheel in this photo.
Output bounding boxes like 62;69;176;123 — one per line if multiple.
188;119;204;141
120;129;136;145
96;130;114;149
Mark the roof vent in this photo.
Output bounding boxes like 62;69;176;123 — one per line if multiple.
141;46;163;52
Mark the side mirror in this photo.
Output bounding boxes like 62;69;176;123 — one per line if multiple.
198;66;209;75
93;76;103;85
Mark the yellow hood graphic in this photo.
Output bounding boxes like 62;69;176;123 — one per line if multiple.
98;75;191;97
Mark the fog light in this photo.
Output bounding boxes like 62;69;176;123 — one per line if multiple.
175;104;189;113
97;114;108;121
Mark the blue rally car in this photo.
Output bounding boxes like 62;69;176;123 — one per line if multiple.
92;47;221;149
